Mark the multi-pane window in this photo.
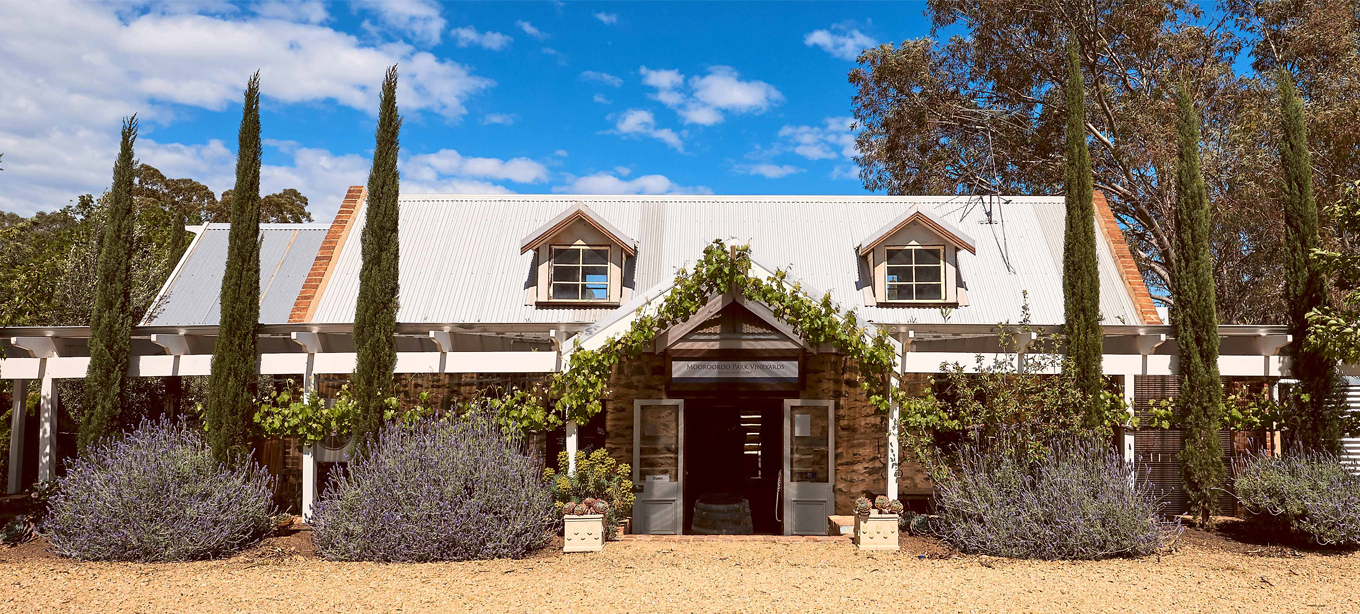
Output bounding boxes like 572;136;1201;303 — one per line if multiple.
550;245;610;301
885;246;945;302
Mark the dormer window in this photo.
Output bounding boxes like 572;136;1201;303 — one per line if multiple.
550;245;611;301
521;203;637;307
856;205;977;307
885;246;944;302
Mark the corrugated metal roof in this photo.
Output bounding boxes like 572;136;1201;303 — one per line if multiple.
308;194;1150;327
142;223;329;326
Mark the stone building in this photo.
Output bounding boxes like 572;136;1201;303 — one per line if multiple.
6;189;1336;535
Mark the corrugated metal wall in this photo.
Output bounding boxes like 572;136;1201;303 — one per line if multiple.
1343;376;1360;475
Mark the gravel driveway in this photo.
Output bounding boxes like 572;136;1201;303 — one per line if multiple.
2;528;1357;613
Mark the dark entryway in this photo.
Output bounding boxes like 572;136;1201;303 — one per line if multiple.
683;397;783;534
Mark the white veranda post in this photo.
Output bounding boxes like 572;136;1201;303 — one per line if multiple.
6;380;27;494
294;332;320;522
566;420;579;475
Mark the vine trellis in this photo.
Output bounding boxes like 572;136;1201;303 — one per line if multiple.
539;239;908;430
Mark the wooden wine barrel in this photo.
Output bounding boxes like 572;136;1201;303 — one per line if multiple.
691;493;754;535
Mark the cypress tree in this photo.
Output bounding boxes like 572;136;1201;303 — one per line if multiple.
1171;87;1224;525
206;72;263;462
79;116;139;455
1277;69;1338;454
350;66;402;447
1061;41;1105;426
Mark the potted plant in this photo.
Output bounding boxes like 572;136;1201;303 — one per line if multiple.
854;495;902;551
545;449;635;542
561;499;609;553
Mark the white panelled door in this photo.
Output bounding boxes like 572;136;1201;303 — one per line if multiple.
633;399;685;534
783;399;835;536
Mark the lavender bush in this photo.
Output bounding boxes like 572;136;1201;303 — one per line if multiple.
311;412;555;561
932;435;1177;560
45;420;276;561
1234;452;1360;546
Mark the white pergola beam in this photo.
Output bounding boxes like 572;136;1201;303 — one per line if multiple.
10;337;58;359
149;334;190;356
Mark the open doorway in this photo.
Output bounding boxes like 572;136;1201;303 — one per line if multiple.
683;397;783;534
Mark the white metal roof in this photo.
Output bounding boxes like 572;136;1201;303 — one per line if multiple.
306;194;1147;327
142;223;330;326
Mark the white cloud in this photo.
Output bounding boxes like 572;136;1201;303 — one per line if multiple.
352;0;446;45
639;65;782;126
613;166;631;176
803;24;877;61
593;93;613;104
580;70;623;87
481;113;517;125
404;149;550;184
777;117;858;160
252;0;328;24
735;163;805;179
553;171;709;195
607;109;684;152
451;25;512;50
553;149;568;157
0;2;495;215
593;12;618;25
516;20;547;40
830;164;858;180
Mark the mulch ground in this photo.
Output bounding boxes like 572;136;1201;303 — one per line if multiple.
2;518;1357;613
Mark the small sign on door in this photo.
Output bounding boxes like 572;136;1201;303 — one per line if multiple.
646;474;670;483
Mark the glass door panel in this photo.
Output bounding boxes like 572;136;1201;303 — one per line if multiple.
633;400;684;534
783;400;834;535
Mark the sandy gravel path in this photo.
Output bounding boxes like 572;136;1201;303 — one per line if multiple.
2;534;1357;613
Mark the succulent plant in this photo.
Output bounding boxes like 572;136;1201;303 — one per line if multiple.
593;500;610;514
582;497;598;509
889;499;905;515
874;495;890;511
854;496;873;515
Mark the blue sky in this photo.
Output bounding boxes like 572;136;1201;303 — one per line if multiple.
0;1;943;222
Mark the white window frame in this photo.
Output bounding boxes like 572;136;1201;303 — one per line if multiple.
883;245;946;304
548;244;612;303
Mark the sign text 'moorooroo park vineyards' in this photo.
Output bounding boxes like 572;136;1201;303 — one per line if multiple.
670;359;799;383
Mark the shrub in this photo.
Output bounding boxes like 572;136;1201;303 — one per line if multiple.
311;412;554;561
544;448;635;538
1234;452;1360;546
931;434;1177;560
45;419;276;561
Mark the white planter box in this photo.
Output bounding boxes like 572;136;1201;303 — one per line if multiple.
563;514;606;553
855;512;899;551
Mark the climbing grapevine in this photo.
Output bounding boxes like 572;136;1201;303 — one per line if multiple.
548;240;907;426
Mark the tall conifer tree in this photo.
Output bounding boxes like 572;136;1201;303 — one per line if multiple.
1061;41;1104;426
1171;87;1224;525
1278;69;1338;453
206;73;263;461
350;66;402;447
80;116;139;455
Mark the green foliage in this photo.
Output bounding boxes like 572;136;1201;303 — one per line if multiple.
548;240;906;427
253;384;357;447
544;448;635;537
351;66;402;449
894;305;1128;475
207;73;263;463
80;116;139;455
1145;388;1288;432
1278;69;1340;454
1061;41;1104;428
1307;180;1360;365
1171;86;1225;525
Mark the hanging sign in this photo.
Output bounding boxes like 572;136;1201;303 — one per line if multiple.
670;359;799;383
